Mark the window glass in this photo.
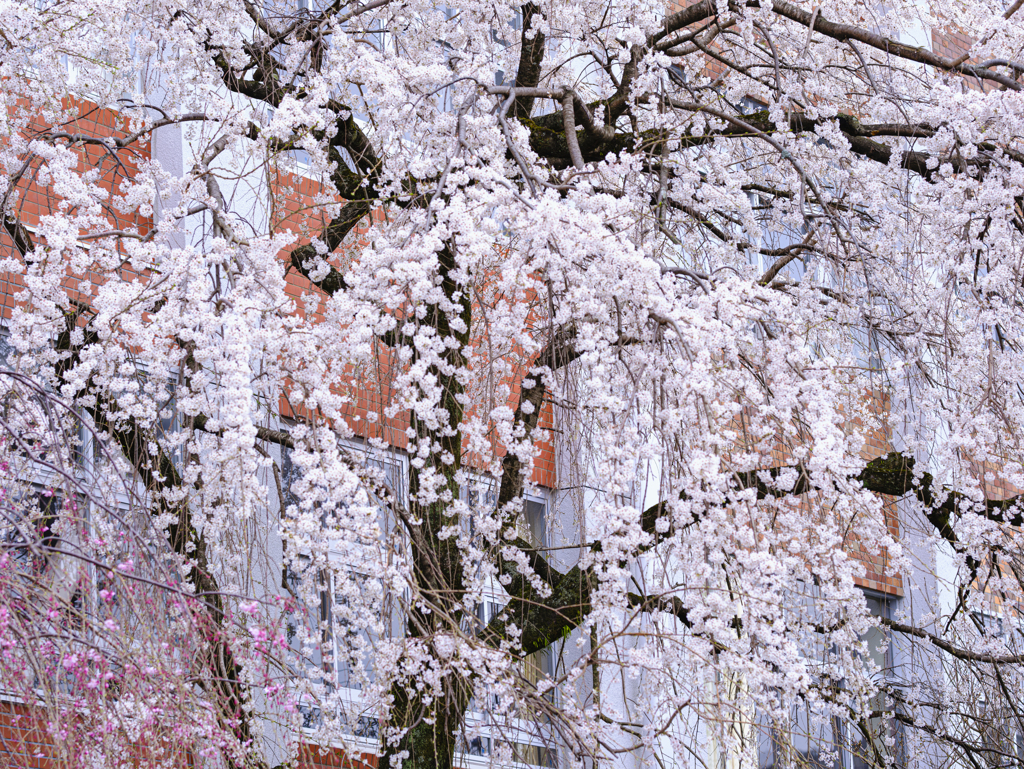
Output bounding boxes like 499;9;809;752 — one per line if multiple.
524;497;546;548
852;594;905;769
0;326;12;367
861;595;892;677
757;702;842;769
463;734;491;756
332;570;379;690
283;555;328;685
281;446;401;738
1;488;63;576
512;740;558;768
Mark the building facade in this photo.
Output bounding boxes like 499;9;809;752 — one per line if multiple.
2;1;1021;768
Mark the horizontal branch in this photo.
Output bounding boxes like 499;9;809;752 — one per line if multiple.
639;452;1024;559
192;414;295;449
882;617;1024;665
748;0;1023;91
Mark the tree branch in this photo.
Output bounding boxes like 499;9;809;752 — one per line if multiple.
881;617;1024;664
746;0;1023;91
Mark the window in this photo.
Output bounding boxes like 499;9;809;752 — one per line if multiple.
519;494;551;697
851;594;906;769
286;559;386;738
524;497;547;549
860;595;893;678
458;486;557;766
757;702;842;769
512;741;559;768
0;348;70;467
281;445;403;736
977;704;1024;769
463;734;491;757
753;591;905;769
520;495;557;764
462;476;497;548
0;326;12;368
466;481;497;513
365;18;387;53
280;445;404;517
284;561;383;693
0;487;64;577
964;611;1024;768
284;555;330;685
332;570;380;690
490;7;522;86
279;444;302;514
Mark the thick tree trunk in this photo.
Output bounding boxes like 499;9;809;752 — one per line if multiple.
378;240;473;769
383;671;471;769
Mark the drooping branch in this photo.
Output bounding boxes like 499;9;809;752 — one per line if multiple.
477;321;1024;664
485;557;722;659
634;452;1003;636
494;324;581;529
53;311;264;767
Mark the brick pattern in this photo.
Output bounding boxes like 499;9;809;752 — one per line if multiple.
656;0;945;597
268;164;558;488
0;702;195;769
853;396;903;597
849;500;902;595
932;27;972;61
3;96;149;235
663;0;730;83
0;122;559;490
725;390;903;597
970;457;1023;503
0;704;58;769
0;108;559;763
959;457;1023;617
298;745;380;769
0;98;152;327
930;26;1001;92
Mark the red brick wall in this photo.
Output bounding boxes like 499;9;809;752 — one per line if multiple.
298;744;379;769
268;164;558;488
0;702;197;769
0;703;58;769
855;395;903;597
931;27;973;61
0;98;152;327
